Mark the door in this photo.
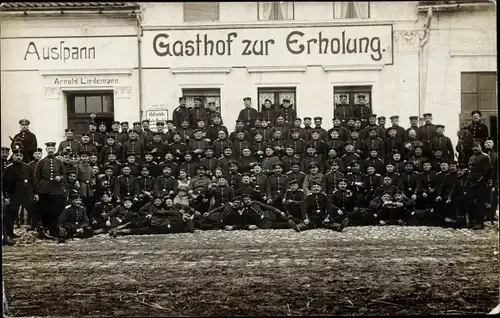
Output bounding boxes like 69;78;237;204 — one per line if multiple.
67;91;115;139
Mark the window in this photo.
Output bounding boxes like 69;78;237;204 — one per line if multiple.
460;71;497;131
333;2;370;19
333;86;373;111
67;91;114;138
182;88;221;113
184;2;219;22
257;87;296;112
258;2;294;20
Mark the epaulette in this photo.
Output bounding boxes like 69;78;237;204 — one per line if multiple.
6;163;13;168
297;189;303;192
375;173;381;176
307;193;313;196
64;205;71;209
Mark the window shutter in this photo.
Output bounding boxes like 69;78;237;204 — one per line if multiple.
184;2;219;22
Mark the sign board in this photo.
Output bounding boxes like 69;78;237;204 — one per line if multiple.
143;25;393;68
145;109;169;129
1;37;137;70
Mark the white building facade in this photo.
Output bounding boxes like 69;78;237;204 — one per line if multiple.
1;1;497;148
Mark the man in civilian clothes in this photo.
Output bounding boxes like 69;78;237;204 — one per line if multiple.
237;97;259;131
465;141;492;230
11;118;38;163
34;142;67;237
173;97;191;129
467;110;489;145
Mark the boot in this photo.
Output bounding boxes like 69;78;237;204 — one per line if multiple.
186;219;195;233
109;228;118;238
288;220;301;232
336;218;349;232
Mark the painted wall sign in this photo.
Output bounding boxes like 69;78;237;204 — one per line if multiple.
1;37;137;70
143;25;393;68
51;77;121;86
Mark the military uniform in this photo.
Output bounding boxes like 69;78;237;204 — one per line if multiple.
283;181;304;222
238;98;259;130
12;119;38;163
172;99;191;129
466;148;492;228
90;200;115;230
114;174;136;201
467;111;489;145
57;198;92;241
189;104;210;129
122;137;145;164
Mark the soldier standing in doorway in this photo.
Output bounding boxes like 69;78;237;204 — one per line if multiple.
237;97;259;131
10;119;38;163
353;95;372;128
467;110;489;145
334;94;352;127
173;97;190;130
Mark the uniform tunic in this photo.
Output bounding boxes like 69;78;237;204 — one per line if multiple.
114;175;136;199
467;121;489;144
323;170;345;195
431;135;454;160
172;105;191;129
12;129;37;162
57;139;82;155
34;156;66;195
237;107;259;129
57;204;90;230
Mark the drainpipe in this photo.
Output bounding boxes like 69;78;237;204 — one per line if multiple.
418;7;433;125
136;9;144;121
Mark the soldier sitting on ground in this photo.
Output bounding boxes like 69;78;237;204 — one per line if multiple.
57;191;93;243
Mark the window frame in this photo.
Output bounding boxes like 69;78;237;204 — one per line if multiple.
257;87;297;112
181;87;222;113
333;1;371;19
257;2;295;21
67;91;114;117
460;72;497;113
183;2;220;22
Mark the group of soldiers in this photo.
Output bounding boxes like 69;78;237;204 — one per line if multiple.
1;95;497;245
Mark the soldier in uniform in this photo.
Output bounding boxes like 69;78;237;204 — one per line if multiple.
237;97;259;131
266;162;288;210
353;95;372;128
114;166;137;203
323;161;345;195
328;118;349;142
467;110;489;145
11;118;38;163
484;138;498;224
435;161;458;226
34;142;67;237
431;125;454;161
57;129;82;155
87;122;101;150
207;115;229;142
465;141;492;230
302;162;325;196
110;121;121;142
363;114;385;142
312;117;329;142
76;151;95;218
1;147;11;173
334;94;352;126
189;98;209;129
122;130;146;164
140;119;154;146
259;99;277;126
2;149;37;243
57;191;93;243
377;116;387;140
329;179;359;224
80;132;98;155
387;115;406;141
117;121;129;146
288;182;349;232
418;113;437;157
282;179;303;224
28;148;43;172
302;117;314;143
277;98;296;127
172;97;190;130
405;116;421;142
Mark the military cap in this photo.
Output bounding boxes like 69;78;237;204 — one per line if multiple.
290;159;301;166
390;115;399;120
337;178;348;183
122;196;133;203
113;121;120;125
104;164;114;171
228;159;239;166
308;162;318;169
347;117;355;122
387;127;397;131
139;164;150;170
370;114;377;118
339;94;347;98
194;129;204;133
179;96;186;102
64;128;74;133
34;148;43;153
69;191;81;200
184;151;194;157
290;129;300;134
448;161;457;165
293;118;302;122
79;151;90;156
208;101;215;105
263;98;272;103
350;130;359;135
81;132;90;137
1;147;11;152
128;129;137;134
153;131;163;136
303;117;312;120
314;117;323;121
273;162;284;168
11;141;23;150
243;97;252;101
105;134;115;139
423;113;432;117
369;148;379;152
165;120;174;124
19;118;30;125
377;116;386;120
142;119;150;123
99;122;107;126
403;160;414;166
471;110;482;117
350;160;360;166
120;121;129;125
409;116;419;120
194;97;203;102
133;121;141;126
89;122;97;127
45;142;56;147
436;124;445;129
12;148;23;155
282;98;290;103
236;119;243;123
89;152;98;157
311;181;322;187
240;193;252;200
288;179;299;185
472;140;482;146
126;153;137;158
196;164;206;170
358;94;366;99
145;151;155;156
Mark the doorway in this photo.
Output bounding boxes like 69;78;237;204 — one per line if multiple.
66;91;115;139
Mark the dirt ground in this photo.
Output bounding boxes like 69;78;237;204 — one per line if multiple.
3;224;499;316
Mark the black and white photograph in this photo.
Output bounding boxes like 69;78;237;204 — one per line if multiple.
1;0;499;316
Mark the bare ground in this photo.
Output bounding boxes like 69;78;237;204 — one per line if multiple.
3;224;499;316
